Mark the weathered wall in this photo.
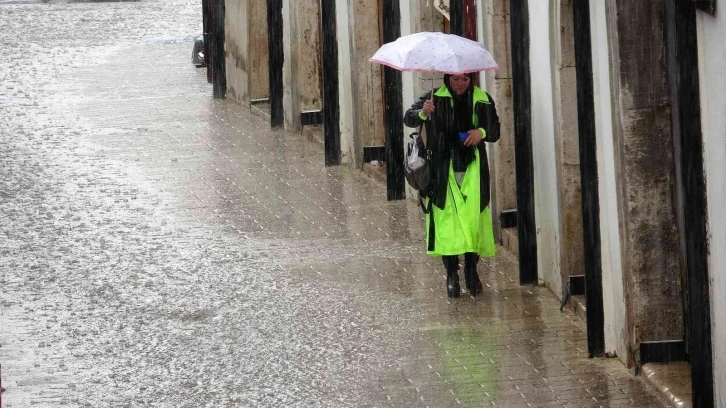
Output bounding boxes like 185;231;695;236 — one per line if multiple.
609;0;683;353
337;0;355;164
296;2;322;112
224;0;249;103
248;0;269;100
350;0;385;149
697;9;726;406
224;0;268;104
551;0;584;286
481;0;516;240
593;0;627;361
282;1;322;132
529;0;562;296
282;0;296;129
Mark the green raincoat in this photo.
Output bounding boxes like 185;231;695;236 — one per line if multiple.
423;86;497;257
425;148;496;257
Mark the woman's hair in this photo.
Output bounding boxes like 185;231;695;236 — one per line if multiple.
443;73;476;94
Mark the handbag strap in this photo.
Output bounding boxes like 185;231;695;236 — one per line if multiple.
418;194;432;214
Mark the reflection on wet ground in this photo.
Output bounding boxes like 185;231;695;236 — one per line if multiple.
0;0;668;406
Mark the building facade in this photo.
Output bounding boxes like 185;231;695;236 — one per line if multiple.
219;0;723;404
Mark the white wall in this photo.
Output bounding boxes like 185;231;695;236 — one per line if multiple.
337;0;355;164
528;0;562;296
590;0;627;361
697;10;726;406
401;0;418;200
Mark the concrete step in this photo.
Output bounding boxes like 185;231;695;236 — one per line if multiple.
641;362;692;408
302;124;323;145
569;294;587;330
361;161;386;184
250;101;271;121
500;227;518;256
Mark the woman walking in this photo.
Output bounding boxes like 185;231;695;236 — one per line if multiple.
404;74;500;298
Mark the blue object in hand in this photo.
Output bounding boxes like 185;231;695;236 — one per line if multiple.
459;131;469;141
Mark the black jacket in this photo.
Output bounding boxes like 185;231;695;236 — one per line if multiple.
404;87;500;211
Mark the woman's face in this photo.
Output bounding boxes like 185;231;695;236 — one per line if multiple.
449;75;471;95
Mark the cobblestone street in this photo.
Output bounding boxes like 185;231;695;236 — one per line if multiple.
0;1;670;406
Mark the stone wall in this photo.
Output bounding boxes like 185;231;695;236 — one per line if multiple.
591;0;628;362
283;1;322;132
223;0;268;104
296;2;322;112
529;0;562;295
224;0;249;103
248;0;269;100
608;0;684;351
551;0;584;284
350;0;385;149
482;0;515;242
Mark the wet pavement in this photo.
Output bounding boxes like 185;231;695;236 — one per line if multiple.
0;1;670;407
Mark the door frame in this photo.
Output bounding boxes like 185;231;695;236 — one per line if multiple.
509;0;538;285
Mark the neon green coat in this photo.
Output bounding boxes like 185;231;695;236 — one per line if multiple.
424;86;496;257
426;148;496;257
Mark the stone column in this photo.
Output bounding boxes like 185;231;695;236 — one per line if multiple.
349;0;386;152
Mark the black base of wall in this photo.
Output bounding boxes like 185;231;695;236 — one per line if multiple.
363;146;386;163
301;110;323;126
499;209;517;229
639;340;687;365
569;275;586;296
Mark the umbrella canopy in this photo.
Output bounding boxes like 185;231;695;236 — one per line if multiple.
370;31;498;75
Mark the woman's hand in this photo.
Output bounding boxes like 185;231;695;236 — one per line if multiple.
421;100;435;117
463;129;484;147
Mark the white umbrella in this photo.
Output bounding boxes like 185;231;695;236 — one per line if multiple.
369;31;498;75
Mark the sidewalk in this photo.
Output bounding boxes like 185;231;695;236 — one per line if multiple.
0;2;669;405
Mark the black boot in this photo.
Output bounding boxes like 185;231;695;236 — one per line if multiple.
443;256;460;298
464;253;483;297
